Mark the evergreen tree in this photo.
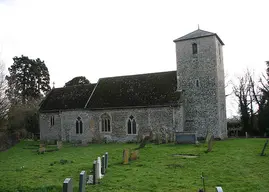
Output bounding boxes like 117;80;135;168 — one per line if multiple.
64;76;90;87
6;55;51;104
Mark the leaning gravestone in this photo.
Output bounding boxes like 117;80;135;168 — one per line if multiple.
207;135;214;152
205;131;212;143
123;149;129;164
79;171;86;192
260;139;269;156
215;186;224;192
63;178;73;192
57;141;62;149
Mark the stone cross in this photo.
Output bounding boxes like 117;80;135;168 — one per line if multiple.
79;170;86;192
101;155;105;175
215;186;224;192
105;152;108;169
96;157;103;180
63;178;73;192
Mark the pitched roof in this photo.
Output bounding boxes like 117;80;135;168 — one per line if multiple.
39;84;96;111
39;71;181;112
173;29;224;45
86;71;180;109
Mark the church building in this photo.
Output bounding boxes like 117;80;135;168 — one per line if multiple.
39;29;227;143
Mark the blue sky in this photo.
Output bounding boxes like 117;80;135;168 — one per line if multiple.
0;0;269;117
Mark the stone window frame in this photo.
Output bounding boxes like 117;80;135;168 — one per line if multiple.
100;113;112;133
50;115;55;127
195;79;200;87
127;115;137;135
76;116;83;134
192;43;198;54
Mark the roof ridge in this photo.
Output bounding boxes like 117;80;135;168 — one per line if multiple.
100;70;176;80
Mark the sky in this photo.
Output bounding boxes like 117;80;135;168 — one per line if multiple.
0;0;268;118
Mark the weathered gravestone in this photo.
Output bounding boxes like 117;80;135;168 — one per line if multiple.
97;157;103;179
175;132;197;144
105;152;108;169
57;141;62;149
63;178;73;192
90;160;97;185
205;131;212;143
245;132;248;138
123;149;129;164
79;171;86;192
207;135;214;152
260;139;268;156
101;155;105;174
130;150;139;160
39;143;46;153
215;186;224;192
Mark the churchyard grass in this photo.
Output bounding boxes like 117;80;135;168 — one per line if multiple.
0;139;268;192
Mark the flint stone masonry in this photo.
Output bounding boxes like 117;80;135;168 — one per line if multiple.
175;34;227;139
39;29;227;142
40;106;183;143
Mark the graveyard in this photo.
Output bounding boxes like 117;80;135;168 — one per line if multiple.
0;138;268;192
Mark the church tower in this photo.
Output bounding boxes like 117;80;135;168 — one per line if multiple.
174;29;227;139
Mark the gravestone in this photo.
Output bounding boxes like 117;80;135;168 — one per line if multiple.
79;171;86;192
96;157;103;179
216;186;224;192
57;141;62;149
205;131;212;143
260;139;268;156
92;160;97;184
245;132;248;138
175;132;197;144
101;155;105;174
207;135;214;152
105;152;108;169
123;149;129;164
63;178;73;192
39;144;46;153
130;150;139;160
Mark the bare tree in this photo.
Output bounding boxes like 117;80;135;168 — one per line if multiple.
0;61;9;128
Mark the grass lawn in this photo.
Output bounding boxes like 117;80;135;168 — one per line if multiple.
0;139;268;192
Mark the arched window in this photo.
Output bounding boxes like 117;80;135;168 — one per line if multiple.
50;116;55;127
127;115;137;135
101;113;111;132
192;43;197;54
196;79;200;87
76;117;83;134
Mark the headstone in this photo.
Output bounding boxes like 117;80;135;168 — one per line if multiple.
205;131;212;143
101;155;105;174
105;152;108;169
216;186;224;192
79;171;86;192
92;160;97;185
207;135;214;152
175;132;197;144
245;132;248;138
39;143;46;153
63;178;73;192
96;157;103;179
260;139;269;156
87;175;93;185
57;141;62;149
123;149;129;164
130;150;139;160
